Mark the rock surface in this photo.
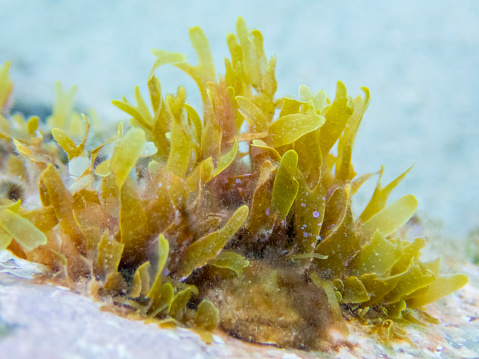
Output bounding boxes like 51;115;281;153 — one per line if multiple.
1;252;478;359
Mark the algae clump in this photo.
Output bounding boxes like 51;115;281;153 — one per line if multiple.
0;17;468;351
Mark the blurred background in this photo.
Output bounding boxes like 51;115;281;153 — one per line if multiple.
0;0;478;244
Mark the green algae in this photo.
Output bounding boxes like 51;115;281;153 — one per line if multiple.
0;18;469;350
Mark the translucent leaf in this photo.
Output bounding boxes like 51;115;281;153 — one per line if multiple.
134;86;154;125
236;96;268;132
21;206;58;233
0;209;47;252
362;195;418;237
195;299;220;331
169;288;195;321
342;276;370;303
110;128;146;189
319;81;354;155
299;85;328;113
214;137;238;177
320;185;351;241
40;164;85;251
13;139;32;157
48;82;77;129
359;164;414;223
406;274;468;309
96;230;124;278
152;26;216;105
294;130;322;189
271;150;299;220
385;300;407;319
131;261;151;298
237;131;268;143
176;205;249;278
0;199;21;212
251;139;281;161
350;172;377;195
52;128;78;158
208;250;250;277
140;142;158;158
360;273;403;306
390;237;426;276
167;113;192;178
293;175;326;254
165;172;188;210
27;116;39;136
382;259;435;305
201;110;222;161
248;160;276;234
119;178;148;267
148;282;174;317
351;230;402;277
150;50;188;76
315;207;359;280
336;87;370;181
103;272;127;294
236;16;261;88
183;26;216;83
147;76;162;114
6;154;27;180
112;99;153;131
88;122;123;177
72;198;104;257
95;160;110;177
279;97;303;117
263;56;277;98
147;234;170;303
267;111;325;148
186;157;214;192
0;61;13;111
422;258;441;277
185;104;202;144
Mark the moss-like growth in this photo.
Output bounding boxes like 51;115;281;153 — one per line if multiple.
0;18;468;351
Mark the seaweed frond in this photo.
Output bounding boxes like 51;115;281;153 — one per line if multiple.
0;16;468;351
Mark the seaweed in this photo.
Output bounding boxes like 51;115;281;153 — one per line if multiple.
0;18;468;351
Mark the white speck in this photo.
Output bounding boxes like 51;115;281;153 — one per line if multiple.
301;203;306;207
213;335;225;344
265;207;270;215
313;210;320;218
235;178;241;184
158;182;162;187
322;196;326;200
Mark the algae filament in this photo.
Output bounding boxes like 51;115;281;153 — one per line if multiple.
0;17;468;351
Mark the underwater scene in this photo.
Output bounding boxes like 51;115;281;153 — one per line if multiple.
0;1;478;358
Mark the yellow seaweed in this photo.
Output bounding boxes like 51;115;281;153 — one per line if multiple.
176;205;249;278
0;17;469;352
271;150;299;220
110;128;146;189
0;209;47;251
208;250;250;277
